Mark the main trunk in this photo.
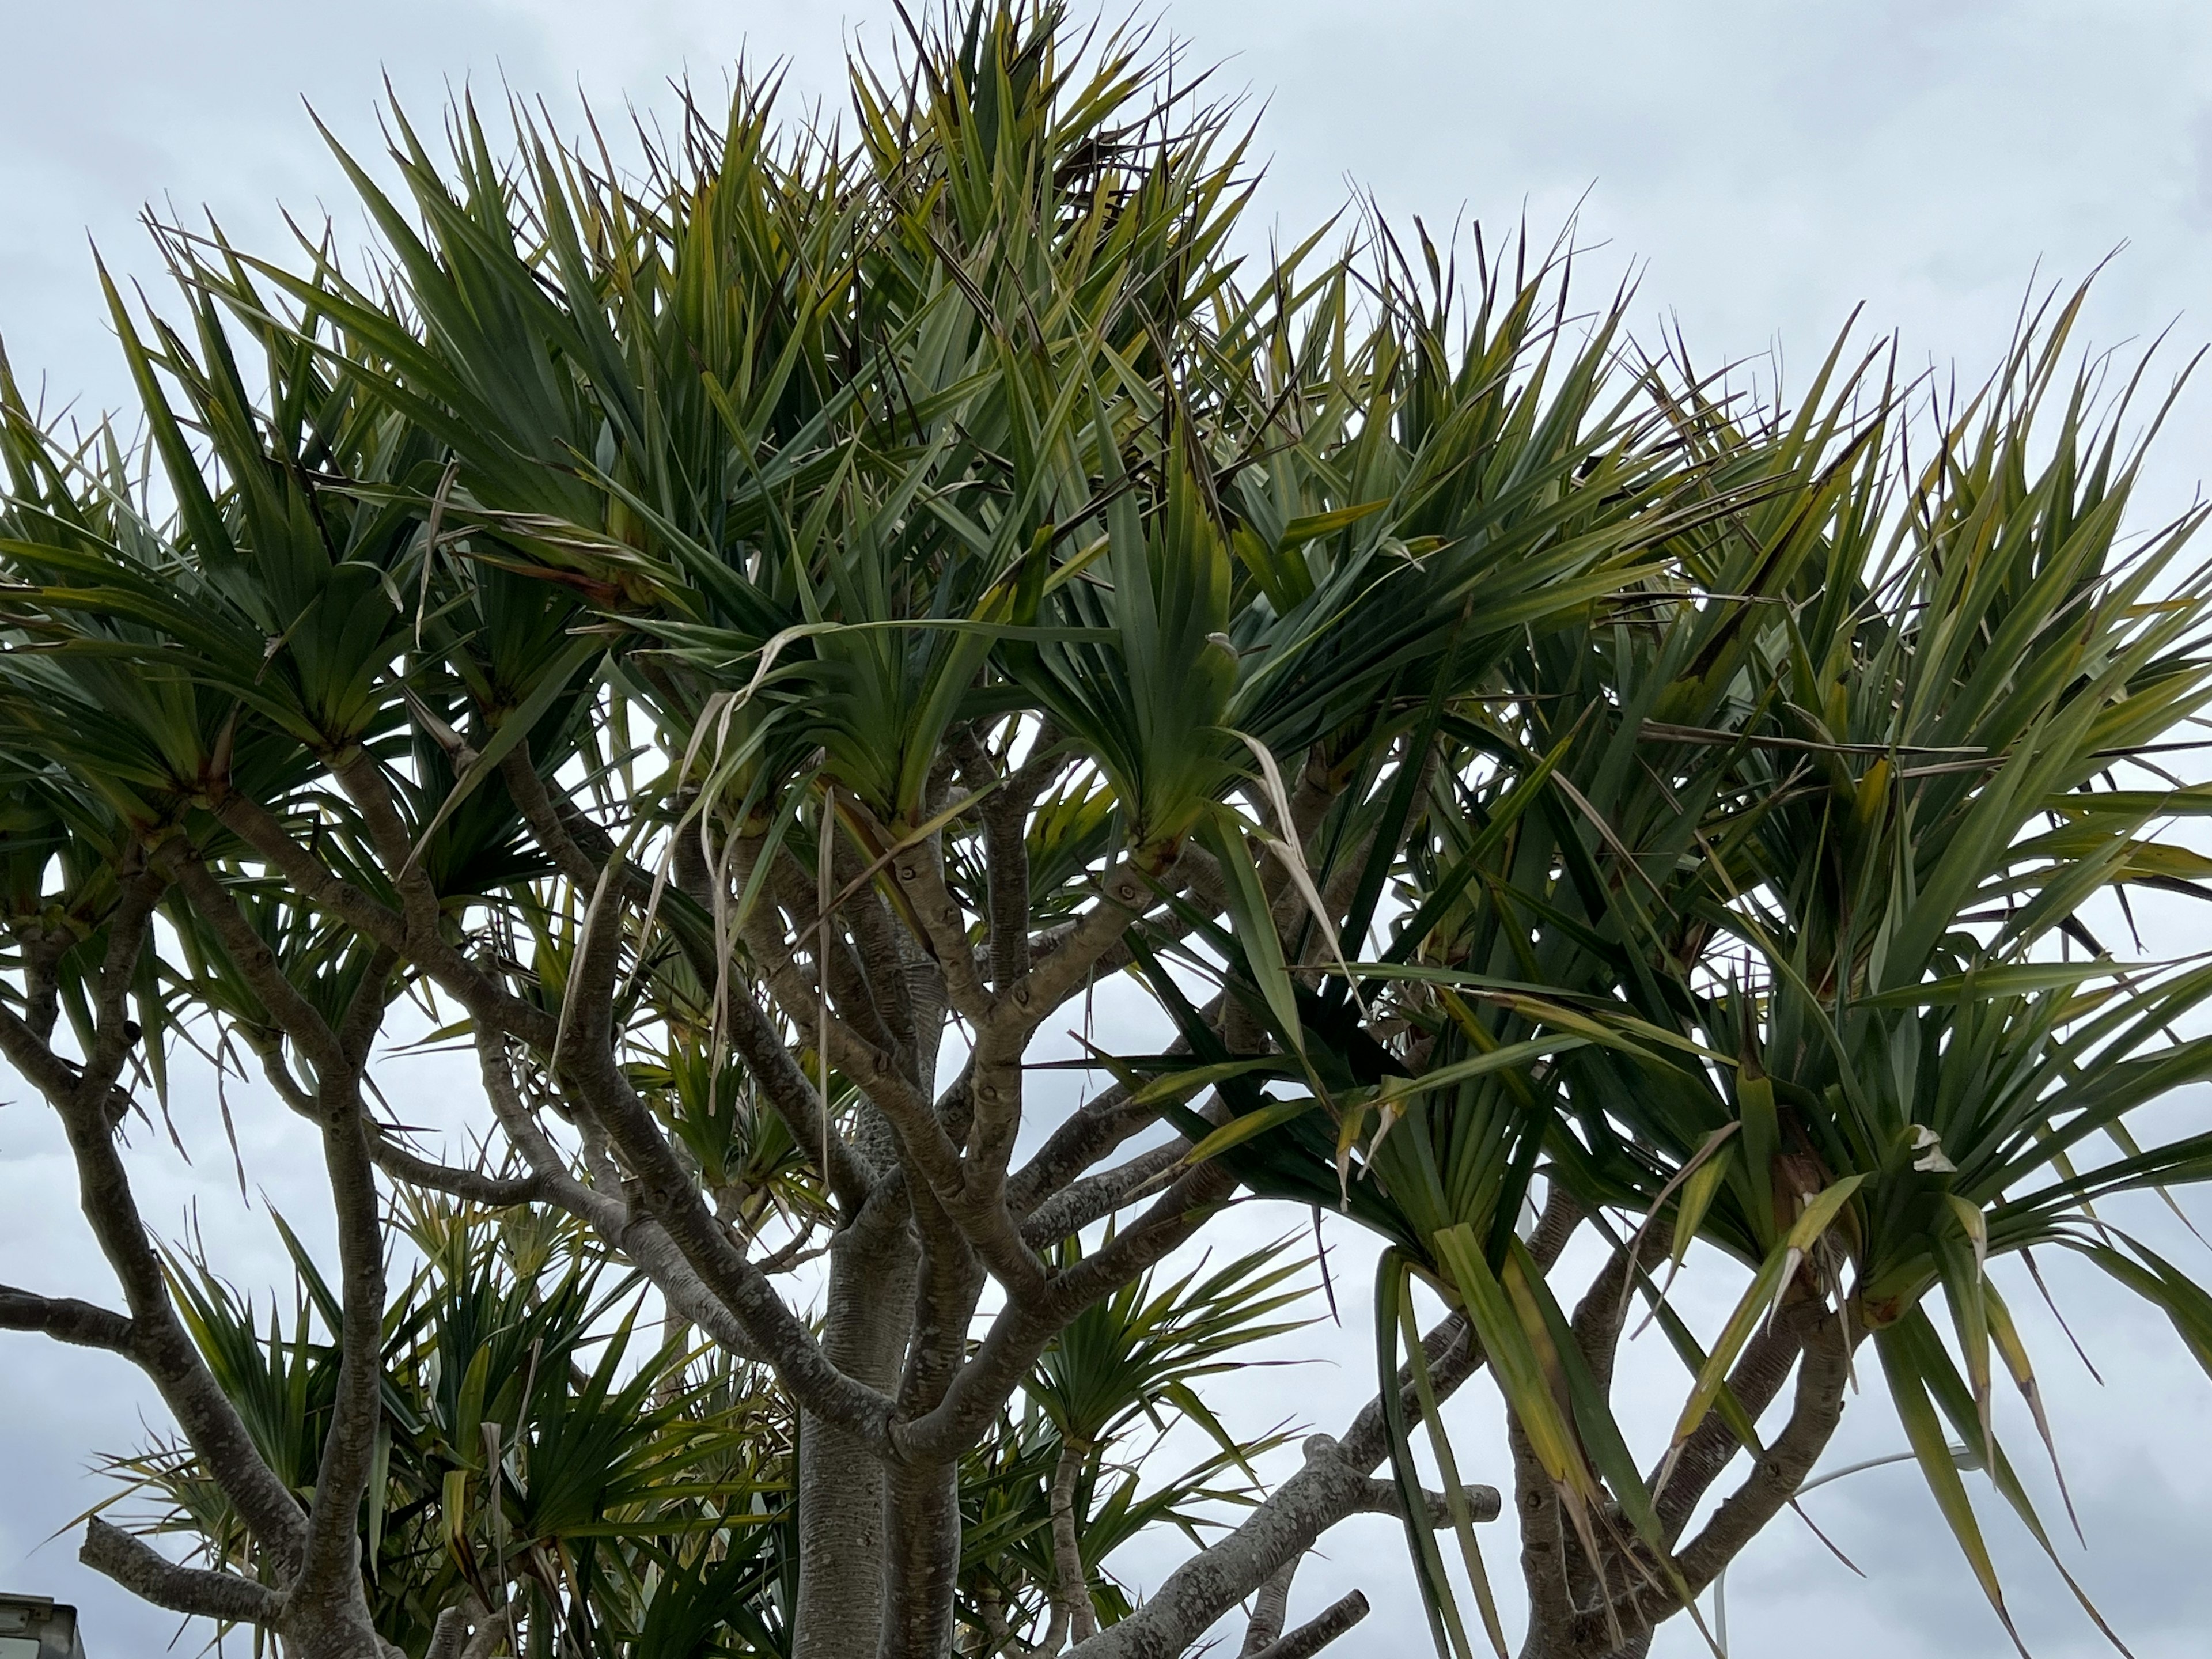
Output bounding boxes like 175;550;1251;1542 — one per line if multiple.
880;1457;963;1659
793;1216;918;1659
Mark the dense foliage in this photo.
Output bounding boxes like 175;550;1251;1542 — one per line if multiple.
99;1200;1301;1656
6;6;2212;1658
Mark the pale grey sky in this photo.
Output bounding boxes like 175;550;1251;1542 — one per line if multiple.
5;3;2212;1657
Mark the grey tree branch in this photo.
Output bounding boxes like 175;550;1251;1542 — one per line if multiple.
714;973;876;1206
167;853;349;1077
497;745;603;888
1571;1307;1857;1658
888;838;997;1025
0;1001;108;1120
709;854;1037;1297
827;828;925;1061
1077;1271;1508;1659
660;817;876;1205
1006;1074;1157;1220
1240;1560;1297;1656
1672;1312;1856;1589
764;839;908;1059
48;1078;312;1568
1246;1590;1369;1659
325;757;562;1050
736;895;967;1194
902;1160;1236;1463
951;725;1037;994
213;793;406;949
1334;1177;1589;1480
990;861;1151;1043
470;1031;768;1361
1043;1435;1096;1652
1006;993;1221;1221
1354;1476;1503;1525
1336;1312;1482;1474
73;868;163;1106
17;926;67;1043
1650;1294;1821;1546
365;1132;550;1207
291;1069;391;1618
1508;1386;1577;1653
0;888;312;1574
946;857;1157;1281
895;1182;987;1419
1062;1435;1423;1659
1535;1230;1679;1633
0;1285;135;1351
423;1604;473;1659
550;953;897;1444
81;1517;283;1626
1020;1138;1188;1248
166;859;393;1632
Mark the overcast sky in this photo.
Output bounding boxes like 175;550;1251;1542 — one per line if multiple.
6;3;2212;1656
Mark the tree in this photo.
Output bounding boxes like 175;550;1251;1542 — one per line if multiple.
5;5;2212;1657
96;1196;1306;1659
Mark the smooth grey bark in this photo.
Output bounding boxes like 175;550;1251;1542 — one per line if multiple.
795;1212;921;1659
1070;1197;1586;1659
79;1518;284;1625
879;1456;964;1659
164;853;399;1659
1512;1282;1856;1659
1240;1559;1298;1655
44;721;1504;1657
1066;1431;1501;1659
1043;1435;1097;1651
369;749;1253;1651
0;858;407;1658
1244;1590;1369;1659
